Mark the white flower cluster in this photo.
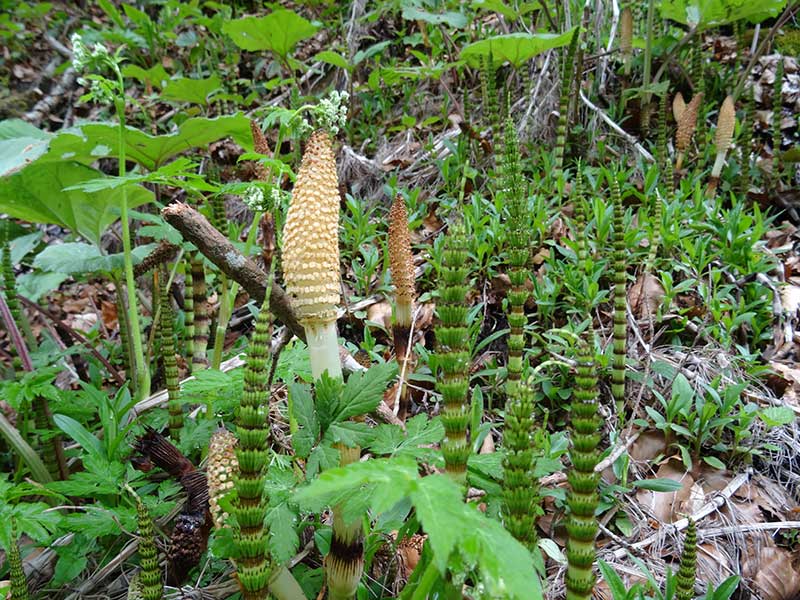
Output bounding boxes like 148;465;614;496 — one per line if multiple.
70;32;111;73
242;184;266;211
315;90;349;135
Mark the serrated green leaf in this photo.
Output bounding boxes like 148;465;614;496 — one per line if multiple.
315;372;344;430
289;381;318;458
222;10;318;58
759;406;796;427
33;242;153;275
370;414;444;458
459;28;577;67
306;444;340;478
325;421;375;448
337;362;397;422
267;502;300;563
0;162;153;245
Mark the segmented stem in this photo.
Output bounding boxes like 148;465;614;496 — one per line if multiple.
656;91;668;177
435;222;472;484
2;226;23;374
691;43;706;147
9;520;30;600
136;497;164;600
233;295;273;599
481;52;499;135
677;518;698;600
116;282;134;380
739;84;755;196
32;396;67;480
645;191;664;274
565;339;601;600
159;271;183;439
772;58;784;183
190;254;209;370
327;445;364;600
183;259;194;368
573;166;588;269
554;28;580;184
610;178;627;418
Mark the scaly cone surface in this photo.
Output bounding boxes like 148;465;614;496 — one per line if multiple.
677;518;698;600
707;95;736;197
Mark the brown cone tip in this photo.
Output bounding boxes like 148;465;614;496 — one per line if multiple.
388;195;416;306
620;8;633;53
715;95;736;154
672;92;686;123
676;93;703;152
282;130;341;323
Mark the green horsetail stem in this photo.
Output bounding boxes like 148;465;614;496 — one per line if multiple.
656;91;668;177
9;521;30;600
159;271;183;439
610;178;627;419
554;28;580;184
677;518;698;600
500;117;539;547
481;52;500;135
565;338;601;600
436;222;472;485
645;191;664;275
210;195;230;370
691;43;706;148
502;117;529;397
772;58;784;183
573;165;588;269
233;295;273;600
183;259;194;368
1;226;30;372
190;253;209;370
115;282;135;382
33;395;67;481
136;496;164;600
739;84;755;196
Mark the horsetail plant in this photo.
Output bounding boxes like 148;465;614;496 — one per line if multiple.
620;6;633;77
554;28;580;185
739;84;755;196
655;91;669;177
189;254;210;370
183;259;194;367
207;428;238;530
706;96;736;198
1;226;23;375
134;494;164;600
500;117;539;548
159;270;183;439
674;92;703;172
772;58;784;183
480;52;500;136
8;520;30;600
565;337;601;600
388;194;416;420
610;177;627;419
283;128;367;599
677;518;698;600
232;295;275;600
435;221;472;485
691;44;706;146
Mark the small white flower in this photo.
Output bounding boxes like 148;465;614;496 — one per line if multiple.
71;33;89;71
243;184;266;211
315;89;349;135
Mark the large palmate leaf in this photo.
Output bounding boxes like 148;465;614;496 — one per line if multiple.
460;28;577;67
33;242;153;275
45;113;253;170
0;119;52;177
222;10;318;58
0;161;152;245
659;0;787;28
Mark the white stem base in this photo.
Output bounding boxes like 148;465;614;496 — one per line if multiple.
305;319;342;380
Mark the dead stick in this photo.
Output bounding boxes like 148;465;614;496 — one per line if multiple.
161;202;305;341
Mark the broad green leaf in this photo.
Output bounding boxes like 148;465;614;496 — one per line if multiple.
121;63;170;89
161;75;222;106
631;478;685;492
0;118;53;176
402;5;468;28
336;362;397;421
459;28;577;67
222;10;318;58
658;0;787;28
538;538;566;564
17;272;70;301
759;406;796;427
314;50;350;70
45;114;253;170
33;242;153;275
9;231;43;264
0;162;153;245
306;444;340;478
325;421;375;448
